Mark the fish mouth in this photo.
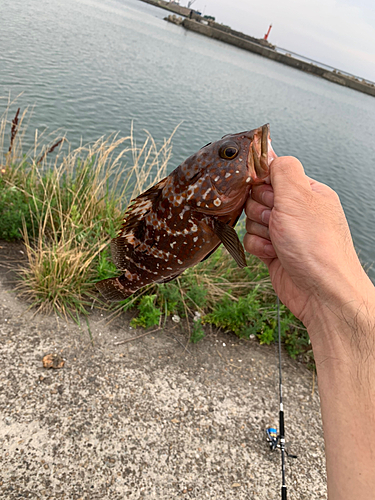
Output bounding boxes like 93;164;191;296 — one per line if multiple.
247;124;277;184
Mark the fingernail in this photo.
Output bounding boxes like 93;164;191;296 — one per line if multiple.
262;190;274;207
261;209;271;224
264;243;275;256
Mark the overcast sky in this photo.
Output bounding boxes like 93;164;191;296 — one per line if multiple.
190;0;375;82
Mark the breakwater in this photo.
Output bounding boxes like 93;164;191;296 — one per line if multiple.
182;19;375;97
139;0;375;97
140;0;191;17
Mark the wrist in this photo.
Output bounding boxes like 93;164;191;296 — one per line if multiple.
305;277;375;365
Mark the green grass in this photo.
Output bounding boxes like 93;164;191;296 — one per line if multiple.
0;103;311;363
130;295;162;329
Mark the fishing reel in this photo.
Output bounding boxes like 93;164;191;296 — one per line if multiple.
266;425;298;459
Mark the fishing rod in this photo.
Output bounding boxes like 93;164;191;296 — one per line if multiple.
266;297;297;499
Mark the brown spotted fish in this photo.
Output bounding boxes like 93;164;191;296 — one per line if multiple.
96;124;277;301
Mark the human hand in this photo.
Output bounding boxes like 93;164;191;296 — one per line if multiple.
243;156;374;331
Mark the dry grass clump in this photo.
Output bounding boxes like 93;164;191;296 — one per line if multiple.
0;102;175;318
21;217;105;318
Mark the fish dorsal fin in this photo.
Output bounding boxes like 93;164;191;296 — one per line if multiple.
213;220;247;269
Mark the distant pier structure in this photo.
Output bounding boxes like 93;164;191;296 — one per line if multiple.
140;0;375;97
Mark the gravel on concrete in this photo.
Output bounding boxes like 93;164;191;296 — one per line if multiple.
0;252;327;499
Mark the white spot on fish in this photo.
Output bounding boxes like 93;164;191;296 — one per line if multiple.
193;236;198;242
157;218;190;236
170;241;176;248
186;185;197;201
179;205;190;220
197;201;201;207
202;187;211;200
213;198;221;207
167;267;173;270
225;172;231;178
235;170;239;173
191;223;198;233
214;176;220;182
246;177;252;183
177;259;183;265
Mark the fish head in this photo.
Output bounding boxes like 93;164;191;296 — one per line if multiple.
178;124;277;215
217;123;277;186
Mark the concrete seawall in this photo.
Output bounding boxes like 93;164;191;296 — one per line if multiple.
182;19;375;97
138;0;375;97
141;0;191;17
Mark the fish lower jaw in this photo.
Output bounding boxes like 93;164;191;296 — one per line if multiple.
247;136;277;184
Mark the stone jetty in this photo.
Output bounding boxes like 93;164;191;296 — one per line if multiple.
139;0;375;97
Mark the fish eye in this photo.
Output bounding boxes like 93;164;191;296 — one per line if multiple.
219;144;239;160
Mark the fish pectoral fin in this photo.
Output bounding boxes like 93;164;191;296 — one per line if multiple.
213;220;247;269
95;276;134;302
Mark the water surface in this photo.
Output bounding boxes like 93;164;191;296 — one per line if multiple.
1;0;374;280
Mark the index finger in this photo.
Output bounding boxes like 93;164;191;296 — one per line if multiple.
251;184;274;208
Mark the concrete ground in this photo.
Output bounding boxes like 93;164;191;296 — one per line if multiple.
0;244;327;499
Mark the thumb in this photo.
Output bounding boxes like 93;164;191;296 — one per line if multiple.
270;156;312;197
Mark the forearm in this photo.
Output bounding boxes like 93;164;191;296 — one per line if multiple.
307;284;375;500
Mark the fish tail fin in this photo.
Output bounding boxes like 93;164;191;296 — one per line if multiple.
95;276;135;302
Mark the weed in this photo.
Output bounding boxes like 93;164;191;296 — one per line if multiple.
203;286;265;338
157;282;181;316
130;295;161;329
0;179;36;240
257;321;276;345
95;249;118;281
190;318;205;343
254;304;312;362
185;282;208;311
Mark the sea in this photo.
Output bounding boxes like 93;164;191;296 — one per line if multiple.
1;0;375;281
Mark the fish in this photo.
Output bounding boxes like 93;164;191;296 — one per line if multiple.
96;124;277;301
